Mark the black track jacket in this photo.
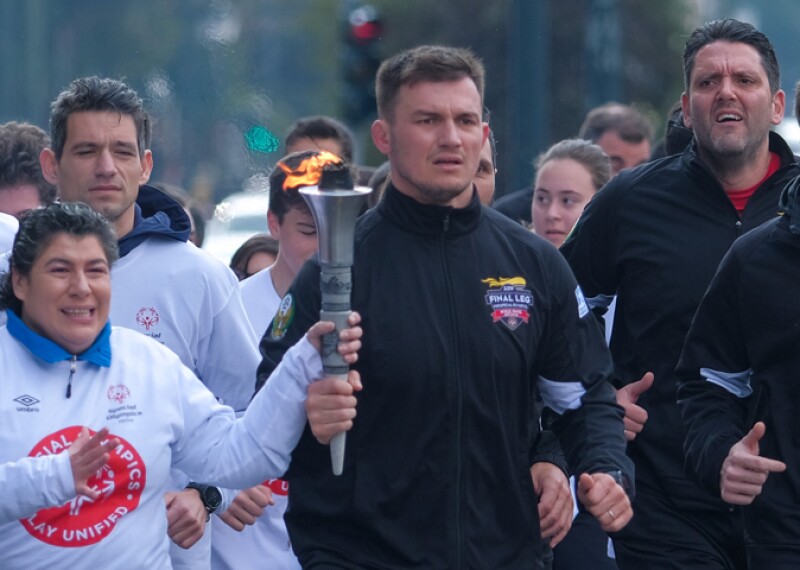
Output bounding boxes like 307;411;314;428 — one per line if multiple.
257;183;631;569
677;176;800;555
561;132;800;517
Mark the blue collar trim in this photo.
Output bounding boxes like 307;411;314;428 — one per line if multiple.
5;309;112;367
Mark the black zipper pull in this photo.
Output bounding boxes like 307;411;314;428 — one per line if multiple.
66;355;77;398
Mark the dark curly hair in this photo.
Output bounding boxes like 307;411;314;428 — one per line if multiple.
0;202;118;313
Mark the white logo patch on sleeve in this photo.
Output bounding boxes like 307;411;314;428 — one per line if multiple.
575;286;589;318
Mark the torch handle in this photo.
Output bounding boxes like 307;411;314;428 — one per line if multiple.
319;264;353;475
319;309;350;476
319;309;351;374
329;432;346;476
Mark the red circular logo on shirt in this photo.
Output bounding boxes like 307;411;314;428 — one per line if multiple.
21;425;146;547
265;478;289;497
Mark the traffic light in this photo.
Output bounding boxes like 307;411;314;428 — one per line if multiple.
341;4;382;125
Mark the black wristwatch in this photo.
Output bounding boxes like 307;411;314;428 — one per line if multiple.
608;469;633;499
186;482;222;520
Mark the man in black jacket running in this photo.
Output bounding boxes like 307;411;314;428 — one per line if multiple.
562;19;800;570
258;44;633;570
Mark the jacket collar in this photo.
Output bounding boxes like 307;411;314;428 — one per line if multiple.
118;184;191;257
682;130;796;183
779;175;800;234
5;309;112;366
377;182;482;237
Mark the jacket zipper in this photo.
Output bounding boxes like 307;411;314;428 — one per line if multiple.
441;213;464;568
66;355;77;398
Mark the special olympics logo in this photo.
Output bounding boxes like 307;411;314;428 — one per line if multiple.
265;478;289;497
135;307;160;331
107;384;131;404
21;426;146;547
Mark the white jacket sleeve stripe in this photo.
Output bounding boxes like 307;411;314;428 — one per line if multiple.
538;377;586;415
701;367;753;398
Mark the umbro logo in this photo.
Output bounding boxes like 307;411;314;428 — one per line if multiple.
14;394;40;407
14;394;40;413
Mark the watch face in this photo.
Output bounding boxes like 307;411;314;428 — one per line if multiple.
204;486;223;510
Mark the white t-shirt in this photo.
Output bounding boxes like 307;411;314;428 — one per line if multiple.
238;266;282;340
212;265;301;570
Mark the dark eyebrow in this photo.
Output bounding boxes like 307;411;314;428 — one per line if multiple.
110;140;139;152
411;110;439;119
43;257;109;267
70;139;138;151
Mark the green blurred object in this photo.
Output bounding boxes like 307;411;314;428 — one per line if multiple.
245;125;280;153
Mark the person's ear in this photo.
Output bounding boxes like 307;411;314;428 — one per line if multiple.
40;148;60;185
680;92;692;129
267;210;281;239
371;120;391;154
139;149;154;184
770;89;786;126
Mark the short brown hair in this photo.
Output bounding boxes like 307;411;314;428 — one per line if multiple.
0;121;57;206
578;103;653;145
50;76;150;160
285;116;354;163
375;45;485;120
535;139;611;192
683;19;779;95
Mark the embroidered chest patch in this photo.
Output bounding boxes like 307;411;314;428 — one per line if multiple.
482;276;533;331
271;294;295;340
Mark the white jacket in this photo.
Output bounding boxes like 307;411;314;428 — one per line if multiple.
0;212;17;254
110;238;260;412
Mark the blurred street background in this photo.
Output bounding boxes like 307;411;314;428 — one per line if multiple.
2;0;798;259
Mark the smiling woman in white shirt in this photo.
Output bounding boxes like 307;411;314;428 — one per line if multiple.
0;202;361;570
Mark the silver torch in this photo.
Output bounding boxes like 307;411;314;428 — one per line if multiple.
299;158;371;475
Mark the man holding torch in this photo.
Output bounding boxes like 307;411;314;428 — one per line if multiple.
257;45;632;569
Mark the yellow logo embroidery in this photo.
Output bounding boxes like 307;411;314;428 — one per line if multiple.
482;276;533;331
480;276;527;288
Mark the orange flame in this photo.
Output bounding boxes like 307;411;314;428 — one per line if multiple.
278;151;344;191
